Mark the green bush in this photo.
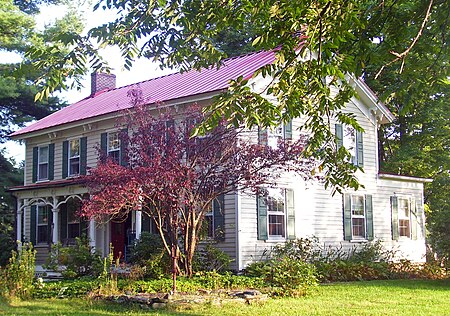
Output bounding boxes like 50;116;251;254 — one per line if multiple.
193;243;233;273
0;243;36;300
128;232;170;279
45;237;103;279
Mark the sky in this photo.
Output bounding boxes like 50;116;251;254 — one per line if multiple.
2;3;175;165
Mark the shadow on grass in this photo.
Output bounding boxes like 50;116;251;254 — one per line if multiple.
0;298;205;316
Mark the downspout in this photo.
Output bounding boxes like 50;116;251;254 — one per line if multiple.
235;189;241;271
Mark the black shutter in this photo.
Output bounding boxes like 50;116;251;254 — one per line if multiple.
365;194;373;241
100;132;108;161
120;129;127;166
32;147;38;183
286;189;295;240
257;194;268;240
62;141;69;178
80;137;88;175
30;205;37;244
60;204;67;241
47;206;53;244
411;198;418;240
391;196;399;241
335;124;343;149
48;144;55;180
343;194;352;241
356;130;364;167
213;194;225;241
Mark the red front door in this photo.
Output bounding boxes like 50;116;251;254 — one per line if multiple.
111;221;126;261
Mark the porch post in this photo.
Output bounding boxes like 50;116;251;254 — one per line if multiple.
52;207;59;244
16;199;22;248
89;218;96;249
135;210;142;240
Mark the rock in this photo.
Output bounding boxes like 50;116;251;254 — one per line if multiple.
151;302;167;309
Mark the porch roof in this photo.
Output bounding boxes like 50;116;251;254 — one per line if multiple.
8;177;85;192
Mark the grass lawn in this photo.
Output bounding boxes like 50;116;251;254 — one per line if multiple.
0;279;448;316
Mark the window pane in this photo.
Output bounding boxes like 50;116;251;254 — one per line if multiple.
39;146;48;163
205;214;213;238
269;215;285;237
108;132;119;151
267;188;285;212
37;207;48;225
37;226;48;243
69;139;80;157
109;150;120;163
69;157;80;175
352;196;364;216
38;163;48;180
352;218;365;238
68;223;80;239
399;219;410;237
343;125;356;158
399;199;410;218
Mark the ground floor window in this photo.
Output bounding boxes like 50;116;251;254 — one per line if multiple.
267;188;286;238
37;205;49;243
398;198;411;238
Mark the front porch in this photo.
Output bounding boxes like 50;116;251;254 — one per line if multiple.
9;179;152;264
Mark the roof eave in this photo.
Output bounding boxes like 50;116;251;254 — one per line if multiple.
378;173;433;183
349;76;395;124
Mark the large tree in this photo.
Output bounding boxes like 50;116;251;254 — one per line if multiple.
82;92;315;283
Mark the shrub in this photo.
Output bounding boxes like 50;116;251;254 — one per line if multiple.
45;236;103;279
193;243;233;273
0;243;36;300
128;232;170;279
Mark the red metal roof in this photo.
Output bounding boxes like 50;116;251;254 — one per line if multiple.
11;50;276;138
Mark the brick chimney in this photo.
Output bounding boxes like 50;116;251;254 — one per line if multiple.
91;72;116;95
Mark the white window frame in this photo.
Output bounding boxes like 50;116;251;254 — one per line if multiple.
350;195;366;239
267;188;286;239
107;131;120;163
37;146;49;181
68;139;80;176
37;205;49;244
398;197;411;238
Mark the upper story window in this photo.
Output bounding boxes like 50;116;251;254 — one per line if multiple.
69;139;80;176
259;120;292;148
38;146;49;181
398;198;411;238
335;123;364;167
343;125;357;164
108;131;120;163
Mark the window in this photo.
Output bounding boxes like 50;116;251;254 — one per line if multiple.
69;139;80;176
108;132;120;163
38;146;49;180
267;188;286;238
343;125;357;164
268;124;284;149
259;120;292;148
37;205;49;243
398;198;411;237
350;195;366;238
204;207;214;239
343;194;373;241
67;201;80;239
203;195;225;240
335;123;364;167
